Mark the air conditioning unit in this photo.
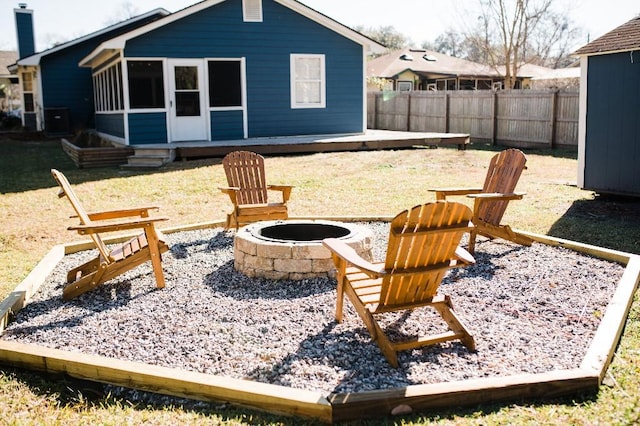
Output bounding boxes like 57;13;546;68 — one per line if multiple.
44;108;70;135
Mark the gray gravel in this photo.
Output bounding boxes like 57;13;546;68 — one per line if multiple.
2;222;624;397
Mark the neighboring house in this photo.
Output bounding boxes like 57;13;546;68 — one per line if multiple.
0;51;19;113
367;47;579;92
12;0;384;145
516;63;580;90
574;15;640;197
10;4;169;134
367;48;506;91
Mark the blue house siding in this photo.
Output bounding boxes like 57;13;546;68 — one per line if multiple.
35;14;166;134
96;113;125;139
124;0;364;138
128;113;168;144
584;52;640;195
211;110;244;140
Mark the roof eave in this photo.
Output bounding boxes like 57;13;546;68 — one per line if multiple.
16;8;170;68
276;0;386;54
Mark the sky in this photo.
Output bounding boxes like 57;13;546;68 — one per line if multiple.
1;0;638;53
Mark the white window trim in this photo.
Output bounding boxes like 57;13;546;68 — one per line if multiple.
290;53;326;109
243;0;263;22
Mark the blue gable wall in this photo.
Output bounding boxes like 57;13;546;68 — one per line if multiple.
37;14;165;134
584;51;640;195
124;0;364;138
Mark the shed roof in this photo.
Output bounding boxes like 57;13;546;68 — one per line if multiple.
574;15;640;56
368;48;500;79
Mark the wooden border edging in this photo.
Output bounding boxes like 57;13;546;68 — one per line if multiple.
0;221;638;423
0;340;332;422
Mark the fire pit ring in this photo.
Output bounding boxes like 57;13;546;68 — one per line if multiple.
234;220;373;280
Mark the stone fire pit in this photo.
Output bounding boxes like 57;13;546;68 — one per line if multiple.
234;220;373;280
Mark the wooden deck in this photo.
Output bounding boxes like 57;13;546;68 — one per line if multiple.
137;130;470;160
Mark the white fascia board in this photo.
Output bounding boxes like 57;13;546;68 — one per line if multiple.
80;1;227;67
276;0;386;54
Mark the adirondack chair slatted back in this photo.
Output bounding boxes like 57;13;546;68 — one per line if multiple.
379;202;473;310
223;151;268;205
51;169;111;261
477;149;527;226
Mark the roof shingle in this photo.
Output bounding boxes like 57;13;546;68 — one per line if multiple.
574;15;640;56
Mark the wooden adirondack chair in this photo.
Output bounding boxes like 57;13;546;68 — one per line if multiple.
430;148;533;253
323;201;476;367
219;151;293;230
51;169;169;300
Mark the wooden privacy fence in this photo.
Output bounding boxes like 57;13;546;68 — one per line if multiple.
367;90;579;149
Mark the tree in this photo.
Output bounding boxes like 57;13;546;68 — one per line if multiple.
354;25;410;51
103;1;140;26
442;0;583;88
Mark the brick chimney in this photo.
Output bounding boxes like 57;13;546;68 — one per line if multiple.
14;3;36;58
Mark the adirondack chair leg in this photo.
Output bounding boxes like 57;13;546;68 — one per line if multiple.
432;296;476;352
332;255;348;323
372;320;399;368
468;227;479;254
63;262;108;300
66;257;101;283
145;227;165;289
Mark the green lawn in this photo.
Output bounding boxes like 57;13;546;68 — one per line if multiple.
1;136;639;425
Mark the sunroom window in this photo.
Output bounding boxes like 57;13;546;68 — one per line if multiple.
127;60;165;109
290;54;325;109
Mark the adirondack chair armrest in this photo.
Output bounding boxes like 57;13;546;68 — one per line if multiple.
85;207;161;221
322;238;386;278
454;246;476;266
267;185;294;203
68;216;169;235
429;188;483;200
467;192;525;201
219;186;240;204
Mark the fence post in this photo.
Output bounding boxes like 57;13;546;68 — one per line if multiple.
491;91;498;145
406;92;412;131
550;89;559;149
444;93;450;133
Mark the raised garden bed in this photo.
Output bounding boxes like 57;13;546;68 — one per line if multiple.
61;132;133;168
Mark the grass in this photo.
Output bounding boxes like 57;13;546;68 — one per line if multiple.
1;136;640;425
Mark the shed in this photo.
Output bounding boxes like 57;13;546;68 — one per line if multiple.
10;5;169;134
574;16;640;196
77;0;384;145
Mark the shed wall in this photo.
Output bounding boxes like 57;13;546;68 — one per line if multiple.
583;51;640;196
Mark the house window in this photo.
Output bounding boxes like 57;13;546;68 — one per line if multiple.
22;72;34;112
243;0;263;22
397;81;413;91
290;54;325;109
127;60;165;109
208;60;242;108
93;62;124;112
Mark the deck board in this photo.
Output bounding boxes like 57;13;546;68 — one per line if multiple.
132;130;470;160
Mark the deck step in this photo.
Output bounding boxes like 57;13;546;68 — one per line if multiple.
122;148;176;169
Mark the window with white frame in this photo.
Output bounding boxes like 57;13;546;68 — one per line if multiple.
290;54;325;109
93;62;124;112
22;71;34;112
396;81;413;91
243;0;262;22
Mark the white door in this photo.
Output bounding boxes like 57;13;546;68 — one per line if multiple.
168;59;208;141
